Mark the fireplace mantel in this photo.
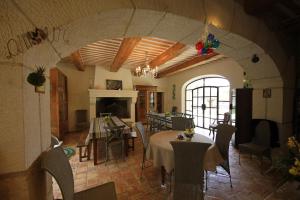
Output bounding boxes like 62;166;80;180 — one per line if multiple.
89;89;138;122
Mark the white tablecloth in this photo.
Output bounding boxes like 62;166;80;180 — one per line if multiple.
146;130;224;173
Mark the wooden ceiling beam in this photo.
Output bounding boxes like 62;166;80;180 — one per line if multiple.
149;42;186;67
71;51;85;71
157;52;218;78
110;37;141;72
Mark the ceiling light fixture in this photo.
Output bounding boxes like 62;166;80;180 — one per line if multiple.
135;51;158;78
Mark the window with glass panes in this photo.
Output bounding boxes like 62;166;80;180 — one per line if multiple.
185;77;230;129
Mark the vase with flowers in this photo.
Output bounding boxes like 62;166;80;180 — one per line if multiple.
275;136;300;189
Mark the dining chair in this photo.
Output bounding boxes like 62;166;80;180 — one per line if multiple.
41;146;117;200
134;122;153;179
103;125;126;163
172;117;194;130
206;124;236;189
209;112;231;140
100;112;112;118
238;120;272;172
147;113;160;133
51;135;63;148
170;141;211;200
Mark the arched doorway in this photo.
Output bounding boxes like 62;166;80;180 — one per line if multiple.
185;75;230;129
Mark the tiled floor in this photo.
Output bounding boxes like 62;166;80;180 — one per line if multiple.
53;129;287;200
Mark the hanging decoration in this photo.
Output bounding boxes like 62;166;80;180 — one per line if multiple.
27;66;46;93
195;32;220;56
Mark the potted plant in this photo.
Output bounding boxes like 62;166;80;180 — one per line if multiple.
275;136;300;190
27;66;46;93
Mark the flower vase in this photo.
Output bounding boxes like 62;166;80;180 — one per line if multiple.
35;85;45;93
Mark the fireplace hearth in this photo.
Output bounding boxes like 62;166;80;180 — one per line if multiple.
96;97;130;118
89;89;138;122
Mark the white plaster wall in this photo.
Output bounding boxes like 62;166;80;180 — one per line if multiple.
94;66;133;90
57;63;95;132
0;62;50;174
0;63;25;173
165;58;244;112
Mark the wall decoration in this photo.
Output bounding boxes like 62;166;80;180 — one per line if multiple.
4;26;69;59
172;84;176;100
263;88;272;98
106;80;122;90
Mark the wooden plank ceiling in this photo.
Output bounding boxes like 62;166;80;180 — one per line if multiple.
64;37;221;78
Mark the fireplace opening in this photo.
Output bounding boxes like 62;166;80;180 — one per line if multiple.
96;97;130;118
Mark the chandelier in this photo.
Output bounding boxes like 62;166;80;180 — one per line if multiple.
195;23;220;55
135;52;158;78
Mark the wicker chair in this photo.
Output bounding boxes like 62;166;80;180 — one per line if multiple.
135;122;152;178
104;125;126;163
170;141;211;200
206;124;236;189
238;120;272;172
99;112;112;118
171;117;194;131
209;112;231;140
41;146;117;200
51;135;62;148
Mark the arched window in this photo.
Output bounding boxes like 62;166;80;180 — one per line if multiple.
185;76;230;129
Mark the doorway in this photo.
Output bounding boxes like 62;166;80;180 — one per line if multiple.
185;76;230;129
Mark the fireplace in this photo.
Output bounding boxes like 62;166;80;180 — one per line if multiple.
89;89;138;122
96;97;130;118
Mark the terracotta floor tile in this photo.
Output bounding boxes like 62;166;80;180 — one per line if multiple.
51;129;292;200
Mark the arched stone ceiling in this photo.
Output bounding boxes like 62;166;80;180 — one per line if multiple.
0;0;288;86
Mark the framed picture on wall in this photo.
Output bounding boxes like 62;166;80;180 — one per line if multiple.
106;79;123;90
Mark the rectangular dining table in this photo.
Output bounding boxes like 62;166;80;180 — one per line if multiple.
88;116;131;165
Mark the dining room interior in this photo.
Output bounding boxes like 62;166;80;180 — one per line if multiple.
0;0;300;200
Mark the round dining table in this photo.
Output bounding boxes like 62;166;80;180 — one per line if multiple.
146;130;224;185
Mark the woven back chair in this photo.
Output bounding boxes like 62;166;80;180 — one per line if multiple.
103;125;125;163
135;121;152;178
172;117;194;130
212;124;236;188
239;120;272;172
170;141;210;200
41;146;117;200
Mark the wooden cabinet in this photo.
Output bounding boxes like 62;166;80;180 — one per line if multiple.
135;85;164;123
50;68;68;140
235;88;253;147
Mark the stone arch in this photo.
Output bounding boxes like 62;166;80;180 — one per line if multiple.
0;1;293;177
18;6;289;149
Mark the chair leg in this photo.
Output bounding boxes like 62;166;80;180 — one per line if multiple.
140;151;146;179
238;152;241;165
87;143;91;160
105;143;109;164
229;174;233;188
205;170;208;191
79;147;82;162
260;156;264;174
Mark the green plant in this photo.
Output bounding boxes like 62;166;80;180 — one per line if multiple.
275;137;300;182
27;66;46;86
